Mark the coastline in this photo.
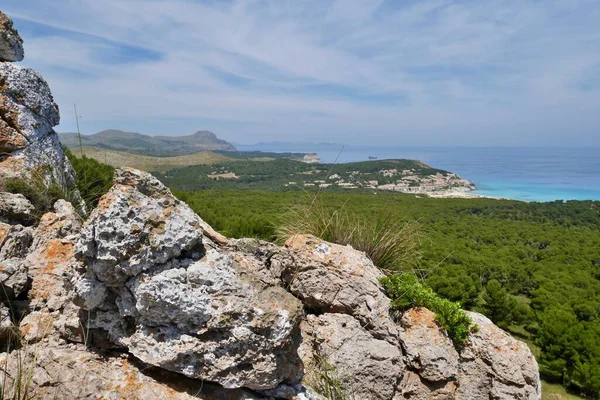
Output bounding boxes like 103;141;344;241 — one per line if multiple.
424;190;503;200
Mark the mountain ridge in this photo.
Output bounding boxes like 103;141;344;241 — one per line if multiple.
59;129;237;156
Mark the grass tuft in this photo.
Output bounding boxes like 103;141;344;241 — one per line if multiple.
276;197;421;273
305;355;354;400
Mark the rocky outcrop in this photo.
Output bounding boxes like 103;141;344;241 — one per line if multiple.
0;11;23;62
299;313;403;400
0;12;76;193
71;168;304;391
0;344;264;399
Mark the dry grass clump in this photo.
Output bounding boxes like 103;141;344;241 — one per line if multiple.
276;197;422;273
304;355;355;400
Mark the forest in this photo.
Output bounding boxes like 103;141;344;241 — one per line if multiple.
155;158;450;191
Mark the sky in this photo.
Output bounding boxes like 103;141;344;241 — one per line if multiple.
3;0;600;146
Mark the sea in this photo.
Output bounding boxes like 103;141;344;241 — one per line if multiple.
237;145;600;202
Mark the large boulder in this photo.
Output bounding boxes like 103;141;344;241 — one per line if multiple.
0;11;23;62
71;168;305;390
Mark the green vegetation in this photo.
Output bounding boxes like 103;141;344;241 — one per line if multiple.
1;166;78;219
306;355;354;400
158;158;449;192
170;188;600;397
65;148;115;210
381;273;477;348
276;199;421;272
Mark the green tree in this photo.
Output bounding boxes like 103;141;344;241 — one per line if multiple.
481;279;516;327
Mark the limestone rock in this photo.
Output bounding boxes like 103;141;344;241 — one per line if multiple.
10;200;85;345
0;345;265;399
456;311;541;399
0;302;13;342
400;308;459;382
396;370;457;399
75;168;206;286
0;192;35;224
0;58;77;192
72;169;305;390
0;223;32;260
0;12;23;62
24;200;81;310
271;234;399;342
300;313;403;400
0;257;28;300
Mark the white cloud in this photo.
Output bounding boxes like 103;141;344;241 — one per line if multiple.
3;0;600;145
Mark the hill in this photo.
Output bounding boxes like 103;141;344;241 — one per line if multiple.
59;129;237;156
156;158;475;195
72;146;238;172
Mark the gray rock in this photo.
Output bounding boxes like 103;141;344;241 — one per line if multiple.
400;307;458;382
13;201;85;345
0;223;33;260
72;169;305;390
0;192;35;224
271;234;400;342
0;302;13;342
0;59;78;198
0;257;28;300
456;312;540;399
0;345;265;399
0;12;24;62
396;370;457;399
75;168;205;286
299;313;404;400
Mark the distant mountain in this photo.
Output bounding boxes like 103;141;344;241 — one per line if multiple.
59;129;237;156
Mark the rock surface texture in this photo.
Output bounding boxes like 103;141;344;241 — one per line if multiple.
0;10;541;400
0;12;76;190
0;11;23;62
71;168;305;391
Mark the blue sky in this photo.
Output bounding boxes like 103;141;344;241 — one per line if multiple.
3;0;600;146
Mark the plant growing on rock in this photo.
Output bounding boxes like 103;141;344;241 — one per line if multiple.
380;273;478;349
304;355;355;400
1;165;79;219
64;147;114;210
276;197;421;272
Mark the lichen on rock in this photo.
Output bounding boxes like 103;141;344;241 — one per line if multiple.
0;11;24;62
71;168;305;390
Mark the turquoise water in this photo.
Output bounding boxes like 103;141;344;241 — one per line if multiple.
238;145;600;202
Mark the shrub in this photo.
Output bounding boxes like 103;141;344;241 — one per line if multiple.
2;167;76;218
276;198;421;272
380;273;478;349
65;148;114;210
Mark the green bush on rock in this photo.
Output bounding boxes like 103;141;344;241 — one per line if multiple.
380;273;478;349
